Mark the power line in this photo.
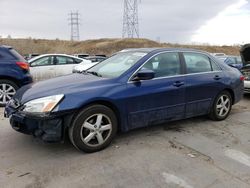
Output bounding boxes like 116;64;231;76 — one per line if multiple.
69;11;80;41
122;0;139;38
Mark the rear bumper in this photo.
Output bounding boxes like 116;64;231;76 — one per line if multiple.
19;74;33;86
5;107;74;142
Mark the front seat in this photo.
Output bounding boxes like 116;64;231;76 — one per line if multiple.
157;58;179;77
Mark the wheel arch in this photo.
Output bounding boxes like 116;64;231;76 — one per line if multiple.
74;100;122;131
223;88;235;104
0;76;20;87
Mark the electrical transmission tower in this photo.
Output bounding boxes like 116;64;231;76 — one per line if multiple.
69;11;80;41
122;0;139;38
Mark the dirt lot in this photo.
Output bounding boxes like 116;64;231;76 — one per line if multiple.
0;96;250;188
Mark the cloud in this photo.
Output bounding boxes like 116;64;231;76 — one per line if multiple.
191;0;250;45
0;0;242;44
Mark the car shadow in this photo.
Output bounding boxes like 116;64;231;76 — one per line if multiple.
2;94;249;155
116;115;209;142
244;93;250;99
9;116;207;155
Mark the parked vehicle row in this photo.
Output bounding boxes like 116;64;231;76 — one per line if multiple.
28;54;107;81
0;47;108;106
28;54;92;81
5;48;244;153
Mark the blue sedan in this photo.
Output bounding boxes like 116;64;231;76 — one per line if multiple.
5;48;244;152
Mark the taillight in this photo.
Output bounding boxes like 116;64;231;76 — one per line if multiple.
16;62;29;71
240;75;245;81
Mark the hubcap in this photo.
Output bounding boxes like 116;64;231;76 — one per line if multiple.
216;95;230;117
0;84;16;105
80;114;112;147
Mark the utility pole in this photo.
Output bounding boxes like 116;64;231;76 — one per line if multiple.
122;0;139;38
69;11;80;41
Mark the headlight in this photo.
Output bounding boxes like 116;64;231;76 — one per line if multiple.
23;94;64;113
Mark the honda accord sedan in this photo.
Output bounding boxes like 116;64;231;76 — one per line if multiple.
5;48;244;153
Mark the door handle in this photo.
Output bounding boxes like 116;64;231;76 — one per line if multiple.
214;75;221;80
173;81;185;87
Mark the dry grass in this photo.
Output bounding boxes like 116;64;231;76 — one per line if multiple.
0;38;241;56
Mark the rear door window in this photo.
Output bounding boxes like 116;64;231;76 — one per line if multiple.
211;60;221;71
31;56;53;67
183;53;212;74
55;56;76;65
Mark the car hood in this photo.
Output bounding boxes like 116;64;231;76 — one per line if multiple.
15;73;112;103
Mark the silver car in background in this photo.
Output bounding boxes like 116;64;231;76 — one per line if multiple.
29;54;91;81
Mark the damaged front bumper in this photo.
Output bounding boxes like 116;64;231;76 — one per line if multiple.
4;103;75;142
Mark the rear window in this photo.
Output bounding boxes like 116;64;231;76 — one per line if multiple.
184;53;212;73
0;49;13;60
9;49;25;61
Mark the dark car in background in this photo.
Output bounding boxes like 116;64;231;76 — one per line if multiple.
24;53;40;61
240;44;250;93
85;56;107;63
217;56;243;70
0;46;33;106
5;48;244;153
73;53;90;59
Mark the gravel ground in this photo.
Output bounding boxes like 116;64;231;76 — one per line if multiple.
0;95;250;188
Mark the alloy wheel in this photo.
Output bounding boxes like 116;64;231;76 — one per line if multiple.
0;84;16;105
80;113;112;147
216;95;231;117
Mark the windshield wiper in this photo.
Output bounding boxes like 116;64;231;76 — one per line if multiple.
86;71;102;77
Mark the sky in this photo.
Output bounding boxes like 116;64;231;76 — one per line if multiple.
0;0;249;45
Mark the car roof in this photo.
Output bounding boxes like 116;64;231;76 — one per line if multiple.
28;54;84;62
119;48;211;54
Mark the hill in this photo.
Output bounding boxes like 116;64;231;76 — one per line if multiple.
0;38;241;56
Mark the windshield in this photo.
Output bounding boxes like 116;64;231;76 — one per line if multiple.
87;52;147;78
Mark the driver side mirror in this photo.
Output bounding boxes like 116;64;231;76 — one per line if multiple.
132;68;155;81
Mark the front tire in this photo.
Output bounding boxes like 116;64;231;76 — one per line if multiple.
0;79;18;107
209;91;232;121
69;105;118;153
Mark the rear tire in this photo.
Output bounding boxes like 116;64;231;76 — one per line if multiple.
69;105;118;153
209;91;232;121
0;79;18;107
